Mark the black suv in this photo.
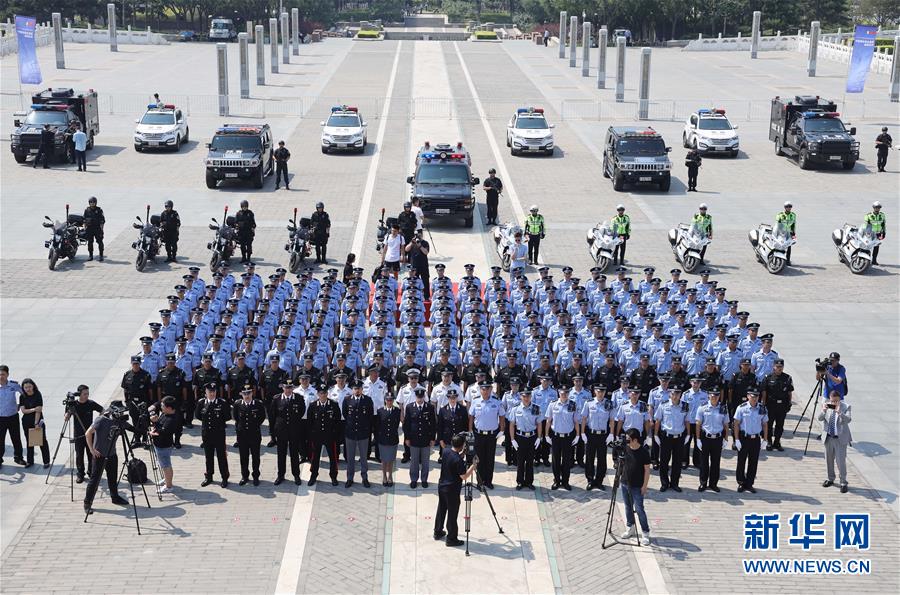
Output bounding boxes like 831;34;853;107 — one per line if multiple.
205;124;274;189
603;127;672;192
407;143;479;228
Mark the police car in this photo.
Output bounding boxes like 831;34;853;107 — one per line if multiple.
134;104;189;152
682;108;739;157
320;105;367;154
506;107;555;156
408;142;479;228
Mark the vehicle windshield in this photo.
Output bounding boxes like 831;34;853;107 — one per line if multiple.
774;221;791;239
326;115;361;127
210;135;261;151
416;163;471;184
698;118;732;130
802;118;845;133
211;21;232;29
617;137;666;156
594;220;613;236
858;223;875;240
515;116;549;129
689;222;707;239
140;113;176;125
24;111;68;125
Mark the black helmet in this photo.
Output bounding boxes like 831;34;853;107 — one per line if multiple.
164;200;173;208
488;168;496;174
240;199;249;208
403;201;412;208
882;126;888;132
88;196;97;204
316;201;324;209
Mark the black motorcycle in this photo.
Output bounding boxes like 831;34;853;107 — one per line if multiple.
375;208;398;253
207;206;237;271
285;207;312;273
42;204;84;271
132;205;162;272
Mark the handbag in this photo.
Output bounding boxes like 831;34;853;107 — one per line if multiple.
28;426;44;447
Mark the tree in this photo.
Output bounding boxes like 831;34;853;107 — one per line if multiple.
857;0;900;27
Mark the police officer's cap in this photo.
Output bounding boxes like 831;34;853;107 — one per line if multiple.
707;388;720;396
130;355;141;364
478;381;492;388
270;354;282;362
670;268;682;275
176;337;187;345
149;322;162;330
727;334;739;341
140;336;153;344
659;373;671;380
740;358;751;365
350;379;363;389
639;354;650;360
747;322;761;330
616;204;625;211
705;357;716;364
714;323;727;330
662;334;673;341
693;334;705;342
761;333;774;341
239;384;254;394
774;358;785;365
715;287;727;293
234;352;246;360
747;389;760;397
614;266;627;273
316;384;328;393
671;387;684;394
605;353;616;359
406;368;421;377
204;382;217;391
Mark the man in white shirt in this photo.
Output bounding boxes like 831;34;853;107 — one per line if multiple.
381;223;404;278
73;123;88;172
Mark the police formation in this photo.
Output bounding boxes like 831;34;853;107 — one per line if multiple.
116;259;800;495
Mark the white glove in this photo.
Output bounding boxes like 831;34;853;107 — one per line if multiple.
644;436;652;447
735;439;743;451
605;434;614;445
496;431;503;440
511;439;519;450
653;435;661;446
683;435;691;446
545;436;553;445
697;439;703;450
571;435;580;446
581;434;588;444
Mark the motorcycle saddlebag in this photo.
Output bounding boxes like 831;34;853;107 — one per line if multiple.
226;216;236;227
67;213;85;226
831;229;842;246
149;214;162;226
667;229;678;246
748;229;759;247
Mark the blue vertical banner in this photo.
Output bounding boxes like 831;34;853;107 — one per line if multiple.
15;15;43;85
845;24;877;93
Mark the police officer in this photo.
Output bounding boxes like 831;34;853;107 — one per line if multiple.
307;384;341;486
156;353;187;447
343;379;374;488
654;388;690;492
525;205;545;265
272;380;306;485
580;385;615;490
274;140;291;189
235;200;256;263
612;205;630;265
483;168;503;225
733;389;768;493
160;200;181;263
615;388;651;440
195;383;231;487
232;384;265;486
121;356;153;405
397;201;418;249
507;388;543;490
310;202;331;263
83;197;105;262
695;389;729;492
775;202;797;265
33;124;54;169
438;389;469;458
727;357;757;420
685;148;702;191
545;386;579;490
865;201;886;265
403;386;437;488
629;354;660;403
468;382;504;489
259;354;288;447
692;204;712;263
761;358;793;452
227;353;256;403
875;126;892;172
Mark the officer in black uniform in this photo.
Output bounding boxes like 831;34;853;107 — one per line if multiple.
397;201;418;248
227;353;257;402
437;389;469;455
274;140;291;189
259;355;288;447
272;381;306;485
761;358;793;452
159;200;181;263
685;148;702;191
83;196;105;261
699;356;723;395
592;353;622;393
156;353;187;448
121;356;153;405
310;202;331;263
33;124;54;169
462;351;493;389
482;168;503;225
235;199;257;263
194;383;231;487
495;354;526;397
668;358;691;393
307;384;342;486
875;126;892;172
232;384;266;486
727;358;757;419
629;354;660;402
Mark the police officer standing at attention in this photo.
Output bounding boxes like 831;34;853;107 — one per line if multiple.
546;387;579;490
733;389;768;493
437;389;469;461
403;386;437;488
875;126;892;172
865;201;886;265
232;385;266;486
160;200;181;263
343;379;374;488
654;388;690;492
612;205;630;265
83;197;105;262
33;124;54;169
580;385;615;490
685;147;702;191
195;383;231;487
692;204;712;263
469;382;504;489
274;140;291;189
775;202;797;265
397;201;418;252
307;384;342;486
525;205;545;265
156;353;187;447
483;168;503;225
695;389;729;492
235;200;257;263
761;358;793;452
310;202;331;264
272;380;306;485
507;388;543;490
121;356;153;405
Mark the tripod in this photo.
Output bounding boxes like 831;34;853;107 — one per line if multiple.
791;376;824;456
601;452;639;549
45;404;89;503
463;458;504;556
118;428;163;502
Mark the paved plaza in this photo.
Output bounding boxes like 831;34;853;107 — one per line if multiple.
1;33;899;594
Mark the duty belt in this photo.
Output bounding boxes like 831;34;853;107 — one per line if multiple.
703;432;722;439
475;429;496;435
740;432;759;439
589;429;608;435
662;431;684;439
516;431;536;437
552;430;575;438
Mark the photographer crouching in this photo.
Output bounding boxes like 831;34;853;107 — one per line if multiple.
619;428;652;546
149;396;182;493
83;402;130;514
433;433;477;547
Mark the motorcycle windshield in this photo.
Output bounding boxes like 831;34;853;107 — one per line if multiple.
594;221;613;239
859;223;876;241
53;221;67;233
689;222;707;240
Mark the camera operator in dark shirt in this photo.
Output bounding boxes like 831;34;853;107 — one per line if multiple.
83;403;129;514
150;396;182;492
619;428;652;545
64;385;103;483
404;230;431;299
433;433;476;547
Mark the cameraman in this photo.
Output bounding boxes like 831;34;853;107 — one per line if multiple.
619;428;651;546
83;403;129;514
64;385;103;483
149;396;181;493
404;230;431;300
819;352;847;400
433;433;477;546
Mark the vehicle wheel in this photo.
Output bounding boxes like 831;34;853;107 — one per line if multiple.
135;250;147;272
14;153;26;164
63;142;75;164
842;159;855;170
602;157;610;178
205;172;217;189
173;135;181;152
289;251;303;273
849;255;869;274
464;216;474;228
48;248;58;271
597;256;611;272
501;253;511;272
658;176;671;192
731;150;739;158
682;133;690;149
506;136;510;147
184;127;190;143
775;138;784;156
253;165;264;189
692;138;698;150
134;144;143;152
321;146;329;154
363;136;367;147
209;251;221;272
766;254;785;274
682;255;699;273
612;171;624;191
510;147;518;156
798;148;811;170
87;133;95;150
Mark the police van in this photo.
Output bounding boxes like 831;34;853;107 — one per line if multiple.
134;104;189;152
205;124;274;189
320;105;368;154
602;127;672;192
682;108;739;157
506;107;555;156
407;142;479;228
10;88;100;164
769;95;859;170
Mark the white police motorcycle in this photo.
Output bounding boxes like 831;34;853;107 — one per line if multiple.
667;221;710;273
832;222;881;274
492;222;522;271
749;220;795;274
585;220;622;273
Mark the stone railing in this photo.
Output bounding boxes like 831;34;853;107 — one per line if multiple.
0;23;168;56
683;34;797;51
797;35;894;75
0;23;53;57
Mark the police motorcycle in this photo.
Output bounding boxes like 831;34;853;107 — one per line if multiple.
749;220;795;274
132;204;162;272
585;220;622;273
207;206;237;271
285;207;313;273
667;221;710;273
42;204;85;271
492;222;523;271
832;222;881;274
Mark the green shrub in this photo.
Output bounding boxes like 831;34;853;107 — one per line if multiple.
474;30;499;40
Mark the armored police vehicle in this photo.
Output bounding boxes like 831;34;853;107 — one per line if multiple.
10;87;99;164
320;105;368;153
506;107;555;156
134;103;189;152
602;127;672;191
407;142;479;228
769;95;859;170
205;124;274;189
682;108;739;156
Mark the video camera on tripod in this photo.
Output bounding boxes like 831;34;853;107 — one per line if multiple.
62;391;78;409
814;356;830;373
460;430;477;465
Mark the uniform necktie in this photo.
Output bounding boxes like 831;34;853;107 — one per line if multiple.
828;408;838;436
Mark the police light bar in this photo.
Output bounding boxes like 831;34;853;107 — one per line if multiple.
697;109;711;114
31;104;68;111
714;108;726;114
517;107;544;114
420;152;437;159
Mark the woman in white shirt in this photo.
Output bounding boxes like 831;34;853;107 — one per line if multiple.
381;223;404;278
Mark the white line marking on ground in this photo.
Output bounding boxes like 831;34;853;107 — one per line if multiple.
274;481;316;594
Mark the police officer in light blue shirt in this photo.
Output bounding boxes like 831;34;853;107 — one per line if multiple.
750;335;778;382
266;336;298;375
507;388;544;489
615;389;651;440
695;389;730;492
681;336;708;375
579;385;615;490
545;387;579;490
469;382;505;489
531;375;557;466
682;376;709;469
138;336;163;383
733;389;768;493
716;337;743;382
653;388;690;491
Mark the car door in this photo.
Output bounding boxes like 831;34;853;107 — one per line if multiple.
507;114;517;142
686;114;698;143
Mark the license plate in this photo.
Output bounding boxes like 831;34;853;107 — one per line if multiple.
149;141;159;146
29;149;38;154
528;147;540;151
225;173;238;178
829;155;841;161
337;143;347;148
639;176;651;182
715;146;726;151
435;208;450;214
